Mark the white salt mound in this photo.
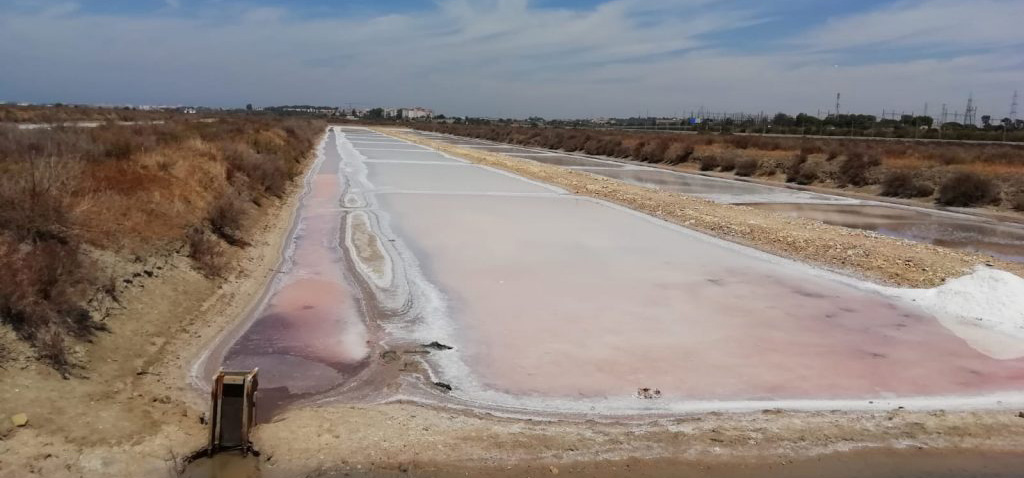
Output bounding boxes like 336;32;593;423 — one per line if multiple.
893;267;1024;359
912;268;1024;338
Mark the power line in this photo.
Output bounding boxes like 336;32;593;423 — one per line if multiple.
964;93;977;126
1012;90;1019;121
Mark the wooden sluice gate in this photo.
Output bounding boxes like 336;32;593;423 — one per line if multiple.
208;369;259;456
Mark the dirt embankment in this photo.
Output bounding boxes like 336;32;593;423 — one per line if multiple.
246;403;1024;477
411;124;1024;214
0;128;321;478
379;128;1024;288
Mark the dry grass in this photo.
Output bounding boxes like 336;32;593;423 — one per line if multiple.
0;116;324;368
937;171;1000;207
415;124;1024;209
0;104;177;124
881;170;935;198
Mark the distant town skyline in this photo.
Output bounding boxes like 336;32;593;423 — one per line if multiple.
1;0;1022;119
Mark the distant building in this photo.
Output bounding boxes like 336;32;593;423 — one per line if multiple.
401;107;433;120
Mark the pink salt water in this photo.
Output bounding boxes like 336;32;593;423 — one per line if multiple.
221;130;368;413
376;192;1024;402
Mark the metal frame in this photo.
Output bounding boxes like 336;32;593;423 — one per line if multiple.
208;368;259;456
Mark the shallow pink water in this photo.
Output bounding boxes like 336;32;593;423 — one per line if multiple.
222;131;367;411
379;193;1024;401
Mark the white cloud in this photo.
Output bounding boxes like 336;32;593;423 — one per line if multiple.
0;0;1020;118
800;0;1024;51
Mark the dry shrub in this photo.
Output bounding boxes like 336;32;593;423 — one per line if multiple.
731;136;752;150
837;150;882;187
583;137;619;156
800;142;824;156
794;163;820;185
0;116;324;371
735;157;759;177
785;153;808;183
638;140;669;163
718;153;737;172
664;142;695;164
699;154;720;171
414;123;1024;171
186;227;228;277
936;171;999;207
880;170;934;198
562;133;588;152
0;156;80;243
1011;191;1024;211
209;194;250;247
0;237;97;372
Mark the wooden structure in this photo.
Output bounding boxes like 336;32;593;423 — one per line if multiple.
208;369;259;456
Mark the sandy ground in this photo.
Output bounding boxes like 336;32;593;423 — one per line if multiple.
243;404;1024;477
4;127;1024;478
378;128;1024;288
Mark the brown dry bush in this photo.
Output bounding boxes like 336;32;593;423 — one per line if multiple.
880;170;934;198
0;115;324;368
663;142;695;164
0;237;96;373
784;152;819;185
794;163;820;185
1011;192;1024;211
699;154;720;171
638;140;669;163
561;133;587;152
415;123;1024;168
186;227;229;278
583;137;620;156
735;157;760;177
718;152;738;172
837;150;882;187
936;172;999;207
209;194;250;247
0;105;177;124
785;153;808;183
412;123;1024;204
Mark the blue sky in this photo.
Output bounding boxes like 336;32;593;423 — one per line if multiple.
1;0;1022;118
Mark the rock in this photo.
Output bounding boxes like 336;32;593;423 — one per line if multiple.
549;466;559;475
1016;411;1024;419
11;413;28;427
636;387;662;399
422;341;454;351
433;381;453;392
379;350;400;364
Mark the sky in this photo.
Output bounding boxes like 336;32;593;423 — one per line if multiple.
1;0;1022;118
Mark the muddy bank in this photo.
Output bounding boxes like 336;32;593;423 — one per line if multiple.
379;128;1024;288
229;403;1024;478
748;203;1024;263
185;447;1024;478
